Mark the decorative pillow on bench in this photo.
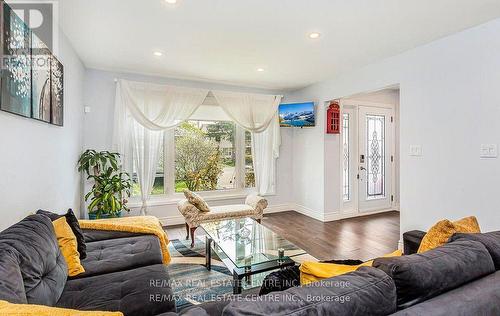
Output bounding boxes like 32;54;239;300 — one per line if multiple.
183;189;211;212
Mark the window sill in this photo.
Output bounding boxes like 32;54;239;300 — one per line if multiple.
127;189;263;208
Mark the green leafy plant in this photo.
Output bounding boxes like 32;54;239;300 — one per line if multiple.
175;123;223;191
78;150;132;219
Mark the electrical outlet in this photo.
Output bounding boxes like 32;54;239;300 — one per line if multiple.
480;144;497;158
409;145;422;156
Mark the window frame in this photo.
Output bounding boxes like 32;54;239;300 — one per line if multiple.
130;119;255;205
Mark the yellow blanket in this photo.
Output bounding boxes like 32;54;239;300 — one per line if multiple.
0;300;122;316
300;250;402;285
79;216;171;264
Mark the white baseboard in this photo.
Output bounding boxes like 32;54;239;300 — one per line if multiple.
292;204;325;221
265;203;295;214
159;204;399;227
158;215;185;226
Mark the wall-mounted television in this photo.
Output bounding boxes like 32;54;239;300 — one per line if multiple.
279;102;315;127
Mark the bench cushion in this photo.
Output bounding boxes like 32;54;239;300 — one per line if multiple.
73;236;163;279
196;206;254;223
58;264;175;316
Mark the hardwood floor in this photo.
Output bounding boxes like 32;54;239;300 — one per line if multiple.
165;210;400;262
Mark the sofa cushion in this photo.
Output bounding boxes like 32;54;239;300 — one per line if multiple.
37;209;87;259
83;229;144;242
373;240;495;309
450;231;500;270
390;271;500;316
0;246;27;303
222;267;397;316
57;264;175;316
74;235;163;278
0;215;67;306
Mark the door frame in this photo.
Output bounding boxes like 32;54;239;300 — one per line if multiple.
339;99;397;217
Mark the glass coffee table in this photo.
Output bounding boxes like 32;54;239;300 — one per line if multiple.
200;217;306;294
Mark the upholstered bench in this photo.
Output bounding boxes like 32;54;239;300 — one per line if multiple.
178;191;268;247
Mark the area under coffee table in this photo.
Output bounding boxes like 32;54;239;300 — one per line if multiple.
200;217;306;294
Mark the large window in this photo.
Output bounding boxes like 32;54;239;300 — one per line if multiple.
132;118;254;197
175;120;237;192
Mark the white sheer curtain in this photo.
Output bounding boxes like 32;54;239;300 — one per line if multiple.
113;80;209;214
213;91;282;195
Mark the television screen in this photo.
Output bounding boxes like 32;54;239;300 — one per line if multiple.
279;102;315;127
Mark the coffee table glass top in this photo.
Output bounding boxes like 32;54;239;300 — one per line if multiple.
200;217;306;268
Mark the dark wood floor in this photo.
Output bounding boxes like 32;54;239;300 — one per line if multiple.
166;210;400;262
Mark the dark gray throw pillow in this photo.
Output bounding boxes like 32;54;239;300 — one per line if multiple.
450;231;500;270
37;209;87;259
373;240;495;309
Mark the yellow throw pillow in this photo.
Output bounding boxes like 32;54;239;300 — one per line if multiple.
52;217;85;277
0;300;123;315
417;216;481;253
300;250;402;285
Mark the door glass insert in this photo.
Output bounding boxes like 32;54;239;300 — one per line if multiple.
342;113;350;201
366;115;385;198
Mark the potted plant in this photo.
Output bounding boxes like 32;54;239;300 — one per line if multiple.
78;150;132;219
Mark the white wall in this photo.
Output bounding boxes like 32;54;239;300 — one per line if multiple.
83;69;294;224
0;33;85;230
286;18;500;233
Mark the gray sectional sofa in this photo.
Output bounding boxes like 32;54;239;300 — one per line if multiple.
0;214;176;316
173;230;500;316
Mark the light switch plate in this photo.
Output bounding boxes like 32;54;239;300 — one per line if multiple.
480;144;497;158
84;106;91;113
409;145;423;156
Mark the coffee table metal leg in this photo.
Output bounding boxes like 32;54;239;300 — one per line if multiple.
205;237;212;270
233;271;242;295
244;266;251;286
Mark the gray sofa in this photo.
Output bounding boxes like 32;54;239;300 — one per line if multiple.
0;214;176;316
172;230;500;316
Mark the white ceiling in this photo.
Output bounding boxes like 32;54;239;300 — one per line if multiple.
59;0;500;90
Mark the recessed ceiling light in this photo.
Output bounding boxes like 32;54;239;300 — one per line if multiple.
256;68;265;72
153;51;163;57
309;32;321;39
164;0;177;4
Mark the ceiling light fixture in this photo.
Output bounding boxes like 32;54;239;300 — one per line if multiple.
164;0;177;4
256;68;265;72
153;51;163;57
308;32;321;39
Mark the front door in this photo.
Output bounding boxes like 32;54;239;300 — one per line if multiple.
357;106;394;212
